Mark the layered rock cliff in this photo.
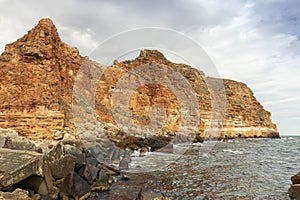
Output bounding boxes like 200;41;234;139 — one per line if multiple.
0;18;82;140
95;50;279;145
0;18;279;149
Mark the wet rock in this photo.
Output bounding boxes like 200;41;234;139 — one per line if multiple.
153;197;172;200
123;149;132;161
135;189;143;200
59;172;90;199
0;188;31;200
193;133;204;143
111;148;121;163
139;147;149;157
157;144;173;153
119;158;129;170
121;174;130;181
289;172;300;199
136;190;172;200
289;184;300;200
91;185;110;192
98;163;120;176
292;172;300;184
49;155;75;179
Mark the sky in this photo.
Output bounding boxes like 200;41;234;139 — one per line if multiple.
0;0;299;135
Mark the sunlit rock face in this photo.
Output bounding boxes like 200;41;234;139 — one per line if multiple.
0;18;279;149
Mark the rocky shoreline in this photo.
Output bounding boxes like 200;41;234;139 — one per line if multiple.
0;18;283;199
0;128;175;199
0;128;114;199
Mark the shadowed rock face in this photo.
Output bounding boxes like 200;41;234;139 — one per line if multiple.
0;18;279;149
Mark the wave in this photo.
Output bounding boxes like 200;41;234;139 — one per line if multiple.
276;160;291;165
222;149;244;154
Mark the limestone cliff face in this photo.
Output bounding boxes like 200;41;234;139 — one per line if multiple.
95;50;279;144
0;19;279;147
0;18;81;139
216;79;278;139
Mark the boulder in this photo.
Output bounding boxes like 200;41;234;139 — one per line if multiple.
73;172;91;199
289;184;300;200
79;164;100;184
64;144;85;171
59;172;90;199
49;155;76;179
0;129;36;151
292;172;300;185
111;148;121;163
0;188;31;200
119;158;129;170
59;173;75;197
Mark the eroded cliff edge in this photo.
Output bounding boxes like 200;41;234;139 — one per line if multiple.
0;18;279;150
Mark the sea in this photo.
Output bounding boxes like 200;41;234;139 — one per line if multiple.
92;136;300;200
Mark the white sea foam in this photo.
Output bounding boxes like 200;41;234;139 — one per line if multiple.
222;149;243;154
276;160;290;165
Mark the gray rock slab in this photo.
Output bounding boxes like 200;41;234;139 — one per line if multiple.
0;148;44;189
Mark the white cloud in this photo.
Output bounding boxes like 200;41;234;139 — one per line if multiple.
183;3;300;135
58;25;98;55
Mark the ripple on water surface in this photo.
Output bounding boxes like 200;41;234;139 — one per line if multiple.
92;137;300;199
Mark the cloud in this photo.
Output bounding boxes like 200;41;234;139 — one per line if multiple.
0;0;299;135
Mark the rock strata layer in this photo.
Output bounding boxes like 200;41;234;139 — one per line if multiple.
0;18;279;150
94;50;279;145
0;18;81;140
